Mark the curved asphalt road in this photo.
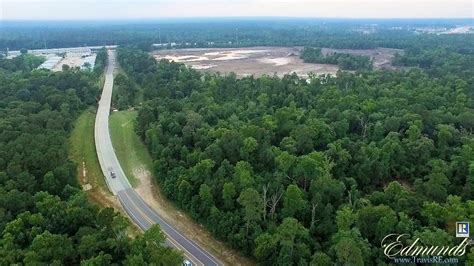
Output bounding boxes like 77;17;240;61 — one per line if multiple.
95;50;220;266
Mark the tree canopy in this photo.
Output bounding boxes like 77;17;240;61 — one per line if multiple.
0;55;183;264
300;47;373;71
116;38;474;264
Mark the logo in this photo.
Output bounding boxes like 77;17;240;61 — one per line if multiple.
456;222;469;238
381;226;473;264
381;234;470;259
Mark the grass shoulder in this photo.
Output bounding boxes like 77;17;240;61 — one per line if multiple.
109;110;146;187
69;108;141;236
69;108;108;191
108;110;254;265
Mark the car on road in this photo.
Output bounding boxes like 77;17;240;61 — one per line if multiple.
182;259;192;266
107;167;116;179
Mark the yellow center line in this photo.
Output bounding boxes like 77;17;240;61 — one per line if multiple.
120;189;203;266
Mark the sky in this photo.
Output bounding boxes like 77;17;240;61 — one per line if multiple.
0;0;473;20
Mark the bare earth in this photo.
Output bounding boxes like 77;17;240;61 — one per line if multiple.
51;53;84;71
46;52;96;72
153;47;338;78
152;46;402;77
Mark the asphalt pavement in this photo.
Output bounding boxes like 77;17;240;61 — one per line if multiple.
95;50;220;266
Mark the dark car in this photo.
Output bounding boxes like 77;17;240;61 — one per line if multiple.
107;167;116;179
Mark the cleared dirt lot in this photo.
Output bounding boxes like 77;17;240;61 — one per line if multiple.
152;46;402;77
153;47;338;78
51;52;96;71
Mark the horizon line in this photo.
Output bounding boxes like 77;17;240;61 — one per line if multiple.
2;16;473;22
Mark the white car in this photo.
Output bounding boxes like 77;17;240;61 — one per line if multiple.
182;259;193;266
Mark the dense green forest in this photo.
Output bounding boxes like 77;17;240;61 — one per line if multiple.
2;18;473;265
0;55;182;264
300;47;373;71
1;19;473;52
392;47;474;79
116;40;474;264
0;53;45;72
93;48;108;75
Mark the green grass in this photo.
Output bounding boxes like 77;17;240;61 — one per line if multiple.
109;110;153;187
69;108;142;236
69;108;108;191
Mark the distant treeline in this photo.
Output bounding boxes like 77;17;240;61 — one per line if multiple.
1;19;473;53
391;47;474;79
300;47;373;71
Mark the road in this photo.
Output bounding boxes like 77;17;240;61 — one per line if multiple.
94;50;220;266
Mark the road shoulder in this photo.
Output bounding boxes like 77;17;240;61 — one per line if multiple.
109;110;254;266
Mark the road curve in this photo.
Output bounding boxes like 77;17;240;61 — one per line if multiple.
95;50;220;266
